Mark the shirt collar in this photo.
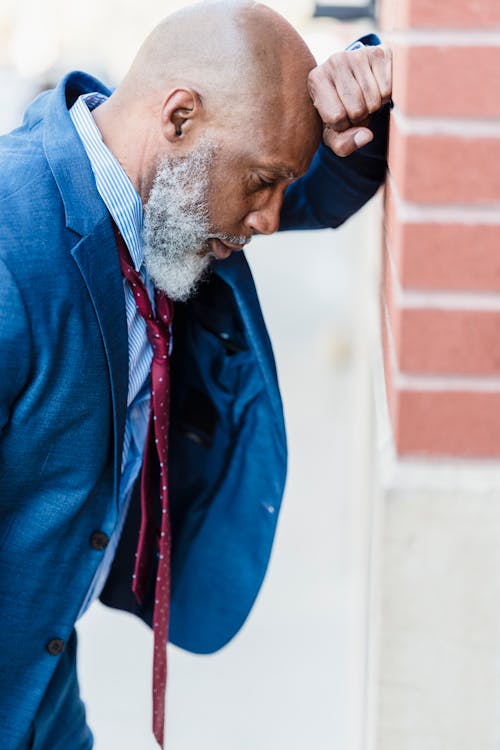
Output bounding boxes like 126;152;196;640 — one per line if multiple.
69;93;144;272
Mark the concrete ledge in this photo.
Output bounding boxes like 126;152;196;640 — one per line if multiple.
370;339;500;750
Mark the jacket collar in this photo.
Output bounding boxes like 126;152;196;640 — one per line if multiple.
42;70;112;237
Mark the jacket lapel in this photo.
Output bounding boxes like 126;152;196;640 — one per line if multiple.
71;223;129;507
42;72;129;507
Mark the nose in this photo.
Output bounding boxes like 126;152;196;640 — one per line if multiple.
243;190;283;236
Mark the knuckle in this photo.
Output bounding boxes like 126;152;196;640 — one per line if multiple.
314;98;339;125
323;132;350;157
349;48;366;66
329;51;347;70
335;142;351;158
307;67;320;86
326;110;348;130
306;77;318;100
381;84;392;100
367;94;382;112
307;67;329;99
371;46;386;62
349;104;366;121
329;105;347;122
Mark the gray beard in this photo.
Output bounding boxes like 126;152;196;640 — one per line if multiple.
142;142;214;302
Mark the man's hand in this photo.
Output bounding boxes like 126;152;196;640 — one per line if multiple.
308;46;392;157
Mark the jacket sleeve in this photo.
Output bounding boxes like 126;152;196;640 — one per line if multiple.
279;102;389;232
0;258;32;437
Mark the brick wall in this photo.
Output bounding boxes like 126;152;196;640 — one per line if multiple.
379;0;500;457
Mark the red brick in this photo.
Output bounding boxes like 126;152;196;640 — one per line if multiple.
393;44;500;118
388;117;500;204
379;0;500;30
397;389;500;457
399;223;500;292
384;239;500;375
381;314;500;457
400;306;500;375
385;184;500;292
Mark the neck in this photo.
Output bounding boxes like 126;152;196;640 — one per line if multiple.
91;97;152;203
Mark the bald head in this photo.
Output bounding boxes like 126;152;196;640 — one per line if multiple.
121;1;317;119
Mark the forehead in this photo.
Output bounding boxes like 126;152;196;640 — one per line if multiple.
226;114;320;178
239;90;321;173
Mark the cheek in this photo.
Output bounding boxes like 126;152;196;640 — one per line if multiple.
209;179;251;230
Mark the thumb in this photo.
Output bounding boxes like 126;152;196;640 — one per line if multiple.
323;126;373;157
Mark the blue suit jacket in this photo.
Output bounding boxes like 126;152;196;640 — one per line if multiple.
0;67;387;747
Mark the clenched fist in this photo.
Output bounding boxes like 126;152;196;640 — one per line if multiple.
308;45;392;157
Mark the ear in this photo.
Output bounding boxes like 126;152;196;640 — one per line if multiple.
160;88;202;143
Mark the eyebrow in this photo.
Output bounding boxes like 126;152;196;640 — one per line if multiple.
257;164;299;180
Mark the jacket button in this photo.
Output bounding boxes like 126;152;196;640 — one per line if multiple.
46;638;65;656
90;531;109;550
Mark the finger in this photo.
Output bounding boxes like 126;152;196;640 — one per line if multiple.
369;46;392;102
323;125;373;157
348;52;383;115
329;61;369;126
308;67;351;132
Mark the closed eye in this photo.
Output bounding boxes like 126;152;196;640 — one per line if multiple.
250;170;296;193
258;176;276;189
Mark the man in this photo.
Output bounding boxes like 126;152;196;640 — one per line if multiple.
0;1;391;748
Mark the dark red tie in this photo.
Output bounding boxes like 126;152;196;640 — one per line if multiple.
114;224;174;748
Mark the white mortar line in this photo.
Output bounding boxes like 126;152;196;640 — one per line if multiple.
382;297;500;391
387;176;500;224
400;288;500;310
391;106;500;137
385;29;500;46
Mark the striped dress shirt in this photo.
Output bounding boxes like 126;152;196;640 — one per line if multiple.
70;93;154;618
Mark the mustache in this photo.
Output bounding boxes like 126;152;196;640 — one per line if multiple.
210;232;251;246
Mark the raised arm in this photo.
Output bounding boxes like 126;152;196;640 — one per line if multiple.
280;37;392;231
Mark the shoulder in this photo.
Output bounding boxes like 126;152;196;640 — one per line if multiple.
0;86;79;271
0;125;66;268
0;119;49;199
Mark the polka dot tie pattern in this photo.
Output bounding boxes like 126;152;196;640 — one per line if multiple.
114;224;174;748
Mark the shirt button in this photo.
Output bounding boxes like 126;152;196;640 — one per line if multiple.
89;531;109;550
46;638;65;656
